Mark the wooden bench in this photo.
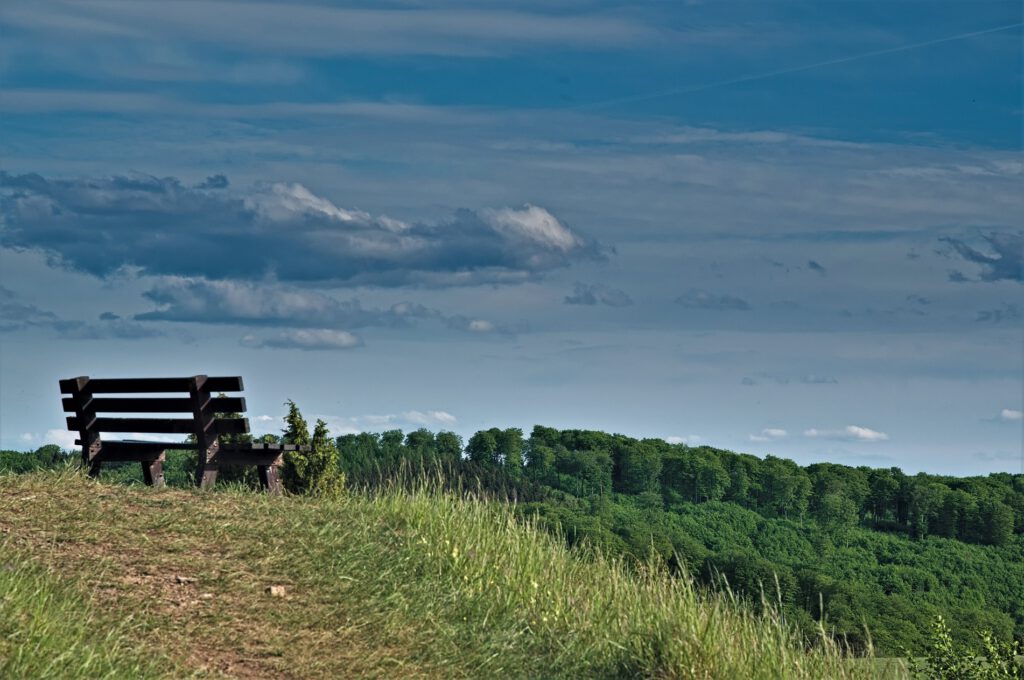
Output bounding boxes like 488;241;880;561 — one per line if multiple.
59;375;301;494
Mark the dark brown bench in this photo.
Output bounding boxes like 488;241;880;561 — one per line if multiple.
59;375;301;494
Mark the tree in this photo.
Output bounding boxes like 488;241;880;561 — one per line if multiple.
525;442;556;486
555;448;612;497
336;432;380;481
725;458;751;505
496;427;524;475
868;468;900;521
815;493;858;540
694;456;728;503
280;400;344;496
978;500;1014;547
935;489;975;540
612;440;662;495
908;477;944;539
466;430;498;466
379;430;406;470
404;428;435;469
435;431;463;466
757;456;810;518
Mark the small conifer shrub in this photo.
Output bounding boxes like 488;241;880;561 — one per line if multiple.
280;399;345;496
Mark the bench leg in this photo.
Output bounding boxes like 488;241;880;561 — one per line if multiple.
196;465;218;490
141;458;165;488
258;465;282;496
87;460;102;478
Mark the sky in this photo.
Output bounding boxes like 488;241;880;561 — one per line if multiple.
0;0;1021;476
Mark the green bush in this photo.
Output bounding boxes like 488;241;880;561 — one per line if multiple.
280;399;345;497
907;616;1023;679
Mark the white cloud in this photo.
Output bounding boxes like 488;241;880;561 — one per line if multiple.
1000;408;1023;421
318;410;458;436
256;414;275;422
666;434;702;445
43;429;79;450
467;320;495;333
244;181;379;225
19;432;36;443
358;415;397;428
4;3;660;58
481;204;582;252
804;425;889;442
749;428;787;442
402;410;458;427
242;329;362;351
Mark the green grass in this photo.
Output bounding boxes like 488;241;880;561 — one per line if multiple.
0;549;163;679
0;470;906;678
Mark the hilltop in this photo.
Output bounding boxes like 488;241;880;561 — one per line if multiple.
0;471;894;679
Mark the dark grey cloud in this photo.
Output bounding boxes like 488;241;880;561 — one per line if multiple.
0;286;160;339
0;172;604;286
976;303;1021;324
940;232;1022;283
564;282;632;307
196;174;229;189
905;294;930;306
53;318;163;340
0;286;59;331
801;374;839;385
807;260;826;275
674;289;750;311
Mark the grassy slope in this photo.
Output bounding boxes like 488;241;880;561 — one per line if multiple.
0;472;904;679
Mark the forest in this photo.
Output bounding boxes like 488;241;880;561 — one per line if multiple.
4;425;1022;657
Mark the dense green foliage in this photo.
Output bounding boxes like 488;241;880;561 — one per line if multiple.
0;445;69;474
5;421;1022;658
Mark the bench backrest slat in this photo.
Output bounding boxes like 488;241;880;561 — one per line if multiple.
65;416;250;436
61;396;246;414
58;376;243;394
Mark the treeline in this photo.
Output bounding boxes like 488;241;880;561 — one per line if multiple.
0;445;68;474
333;426;1023;547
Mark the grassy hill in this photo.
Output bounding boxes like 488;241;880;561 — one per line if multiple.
0;471;903;679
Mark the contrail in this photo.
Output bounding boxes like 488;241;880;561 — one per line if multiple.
574;22;1023;111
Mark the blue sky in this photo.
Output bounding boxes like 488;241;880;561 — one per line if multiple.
1;0;1021;475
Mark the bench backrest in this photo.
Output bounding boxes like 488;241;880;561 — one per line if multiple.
59;375;250;459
